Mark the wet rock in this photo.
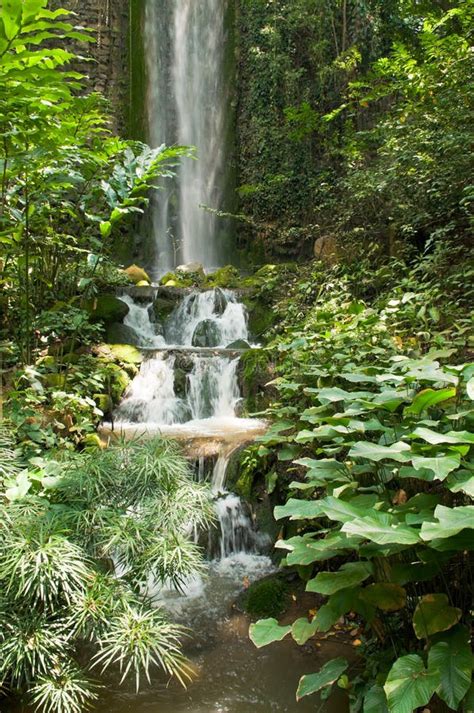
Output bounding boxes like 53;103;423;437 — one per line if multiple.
174;367;188;399
87;294;129;324
213;287;228;316
152;295;176;322
177;261;205;277
192;319;221;348
226;339;251;350
106;322;139;345
205;265;241;288
124;264;151;284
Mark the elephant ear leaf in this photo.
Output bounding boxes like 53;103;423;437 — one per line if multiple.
413;593;462;639
428;625;472;710
249;618;291;648
384;654;439;713
360;583;407;611
296;658;348;700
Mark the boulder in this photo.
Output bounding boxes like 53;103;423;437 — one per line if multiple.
102;343;143;365
205;265;241;289
136;280;151;287
313;235;338;265
105;322;138;345
226;339;251;350
213;287;228;316
176;262;205;277
87;295;129;324
152;295;177;322
191;319;221;348
124;264;151;284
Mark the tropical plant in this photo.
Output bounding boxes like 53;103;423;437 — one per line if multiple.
0;436;213;712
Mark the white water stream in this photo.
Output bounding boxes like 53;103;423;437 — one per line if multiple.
143;0;233;274
107;288;267;563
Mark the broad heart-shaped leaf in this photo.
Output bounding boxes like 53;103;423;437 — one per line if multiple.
405;387;456;415
420;505;474;541
446;470;474;497
413;594;462;639
467;377;474;400
313;587;363;632
412;453;460;481
428;625;472;710
384;654;440;713
291;617;318;645
410;427;474;445
342;513;421;545
249;618;291;648
349;441;411;463
274;498;324;521
306;562;373;595
296;658;348;700
363;684;389;713
360;583;407;611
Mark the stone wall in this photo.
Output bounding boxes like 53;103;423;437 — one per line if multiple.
54;0;130;132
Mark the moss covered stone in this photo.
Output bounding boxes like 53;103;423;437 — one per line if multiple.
87;295;129;324
241;575;288;618
205;265;241;288
124;264;151;284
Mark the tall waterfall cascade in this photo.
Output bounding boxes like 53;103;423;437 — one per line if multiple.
104;288;268;562
143;0;234;277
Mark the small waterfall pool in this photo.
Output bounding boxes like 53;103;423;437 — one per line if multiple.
97;287;348;713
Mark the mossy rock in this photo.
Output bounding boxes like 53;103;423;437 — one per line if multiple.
160;271;200;288
124;264;151;284
81;433;106;451
43;373;66;389
87;295;129;324
152;296;177;321
245;300;276;340
136;280;151;287
234;469;254;499
105;344;143;365
205;265;241;288
106;323;138;345
192;319;221;348
226;339;251;350
100;363;130;402
174;368;188;399
241;575;289;618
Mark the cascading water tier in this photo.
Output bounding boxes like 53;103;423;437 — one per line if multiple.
103;288;268;560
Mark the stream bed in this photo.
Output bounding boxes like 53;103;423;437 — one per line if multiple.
92;555;348;713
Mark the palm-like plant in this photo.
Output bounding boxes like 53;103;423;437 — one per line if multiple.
0;436;213;712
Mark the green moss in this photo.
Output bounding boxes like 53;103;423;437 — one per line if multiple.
86;295;129;324
240;348;272;412
105;344;143;365
242;576;288;618
159;271;203;288
234;469;254;499
205;265;241;288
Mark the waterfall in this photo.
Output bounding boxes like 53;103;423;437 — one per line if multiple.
143;0;234;275
107;288;268;560
187;356;240;420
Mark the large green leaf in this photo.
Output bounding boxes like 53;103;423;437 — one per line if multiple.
306;562;373;595
349;441;411;463
360;583;407;611
446;470;474;497
249;618;291;648
405;387;456;415
413;594;462;639
342;513;421;545
274;498;324;521
296;658;348;700
428;626;472;710
384;654;440;713
291;617;318;645
412;454;460;480
364;684;389;713
420;505;474;541
410;427;474;445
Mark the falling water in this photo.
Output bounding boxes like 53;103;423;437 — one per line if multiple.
120;293;165;348
143;0;234;275
187;356;240;420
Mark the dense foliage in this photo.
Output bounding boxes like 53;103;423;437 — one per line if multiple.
236;0;473;259
247;249;473;711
